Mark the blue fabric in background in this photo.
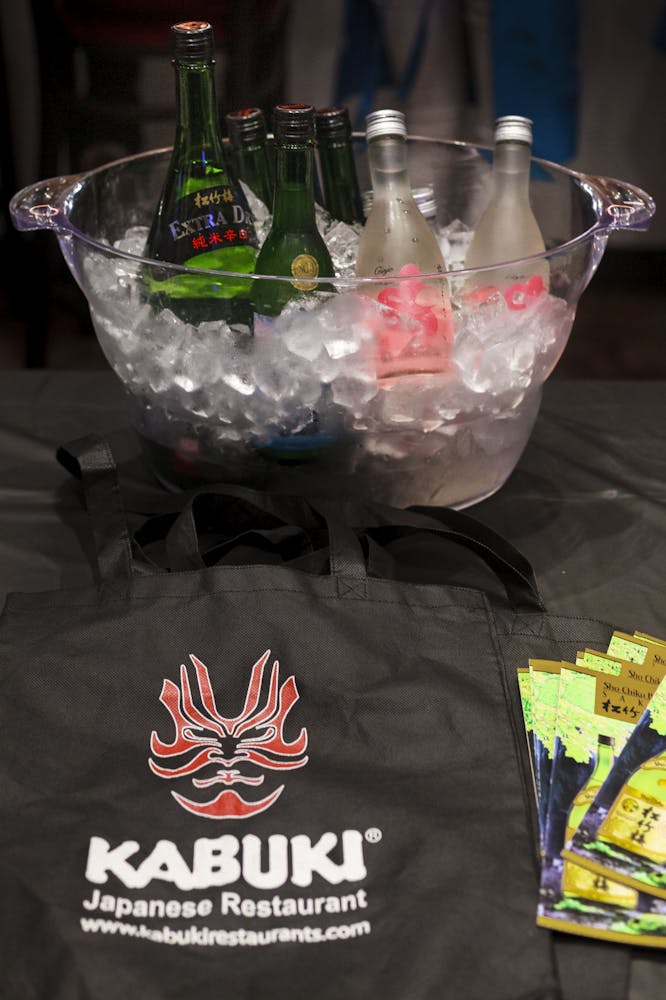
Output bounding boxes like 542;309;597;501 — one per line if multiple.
334;0;436;128
334;0;394;126
490;0;580;162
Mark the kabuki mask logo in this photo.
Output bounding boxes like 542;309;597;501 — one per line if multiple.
149;651;308;819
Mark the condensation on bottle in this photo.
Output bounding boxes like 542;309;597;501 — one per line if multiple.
355;109;453;379
464;115;549;309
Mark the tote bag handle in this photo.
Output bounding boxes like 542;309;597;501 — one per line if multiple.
161;487;368;588
162;485;323;570
363;502;546;612
56;435;133;586
57;436;544;611
163;490;544;613
57;437;367;589
363;523;544;612
132;483;331;571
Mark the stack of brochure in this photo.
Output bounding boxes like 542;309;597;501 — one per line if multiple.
518;631;666;947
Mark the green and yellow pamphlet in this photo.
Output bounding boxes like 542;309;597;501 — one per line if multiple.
564;641;666;904
528;660;562;852
514;630;666;948
517;667;538;809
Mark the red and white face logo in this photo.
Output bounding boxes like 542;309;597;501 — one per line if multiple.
149;650;308;819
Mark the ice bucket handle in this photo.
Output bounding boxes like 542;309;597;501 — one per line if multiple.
9;174;83;233
580;173;656;233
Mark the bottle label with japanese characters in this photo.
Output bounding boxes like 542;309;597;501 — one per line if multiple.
561;849;639;906
584;645;666;722
168;185;255;264
564;663;666;903
598;762;666;863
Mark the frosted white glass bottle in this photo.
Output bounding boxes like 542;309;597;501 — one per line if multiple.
355;109;453;378
465;116;549;295
355;110;448;279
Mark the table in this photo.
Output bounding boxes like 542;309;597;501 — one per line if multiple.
0;371;664;996
1;373;664;627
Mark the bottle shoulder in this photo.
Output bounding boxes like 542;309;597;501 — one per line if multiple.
155;158;240;198
361;194;438;236
465;199;546;269
355;199;445;277
255;228;333;276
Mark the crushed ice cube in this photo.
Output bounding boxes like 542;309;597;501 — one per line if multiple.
282;312;326;362
315;202;334;237
331;375;378;410
222;370;255;397
113;226;149;256
240;182;271;244
325;220;363;278
437;218;473;269
81;221;576;504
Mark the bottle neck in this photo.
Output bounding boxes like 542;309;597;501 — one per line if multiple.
590;743;615;780
174;58;223;154
319;140;363;223
273;142;316;228
367;135;410;198
235;142;273;207
492;140;532;199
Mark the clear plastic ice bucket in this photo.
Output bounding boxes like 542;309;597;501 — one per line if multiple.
11;138;655;506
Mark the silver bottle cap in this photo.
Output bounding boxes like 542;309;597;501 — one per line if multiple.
365;109;406;142
494;115;533;144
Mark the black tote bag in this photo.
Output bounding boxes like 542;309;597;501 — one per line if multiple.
0;436;632;1000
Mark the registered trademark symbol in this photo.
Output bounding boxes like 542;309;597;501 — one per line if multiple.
365;827;382;844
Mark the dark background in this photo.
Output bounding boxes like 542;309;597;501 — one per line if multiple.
0;0;664;374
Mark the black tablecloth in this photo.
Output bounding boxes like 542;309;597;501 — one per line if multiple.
0;371;664;997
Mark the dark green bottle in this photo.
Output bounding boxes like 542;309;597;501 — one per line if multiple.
314;106;364;224
145;21;258;328
252;104;336;462
252;104;334;323
225;107;274;209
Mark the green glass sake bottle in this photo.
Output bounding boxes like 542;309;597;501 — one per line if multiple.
314;106;364;224
225;107;274;209
252;103;334;325
144;21;259;328
252;103;335;462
